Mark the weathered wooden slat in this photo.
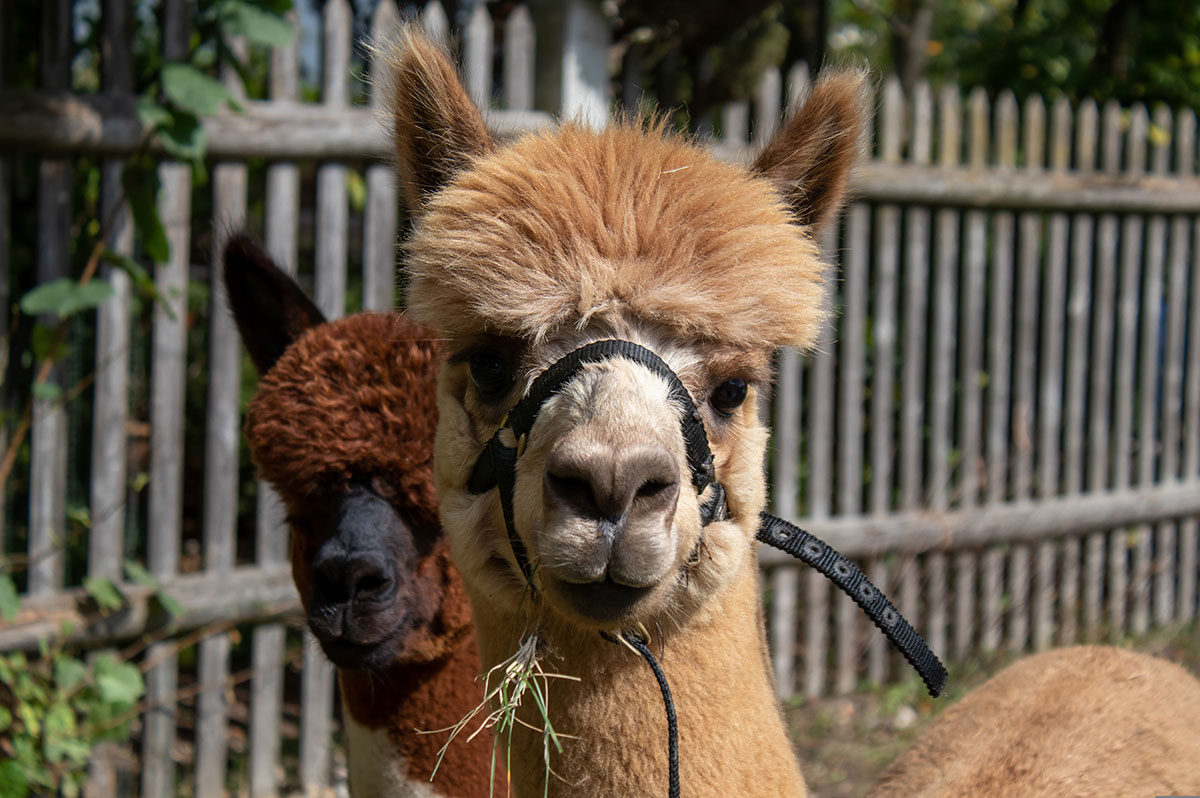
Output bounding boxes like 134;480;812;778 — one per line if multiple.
925;85;961;663
504;5;536;112
758;481;1200;563
0;565;299;652
1008;94;1045;652
1034;97;1070;651
981;90;1017;653
803;225;837;698
301;631;336;796
835;202;869;694
953;87;987;660
770;346;801;697
1085;101;1123;640
141;7;192;789
722;101;749;147
29;0;73;599
251;24;300;797
866;77;902;684
1110;105;1149;641
465;3;493;109
421;0;450;49
898;81;933;649
1155;105;1189;627
195;44;248;788
1130;104;1162;638
363;0;401;312
89;0;134;593
754;67;782;149
315;0;350;323
1179;110;1200;624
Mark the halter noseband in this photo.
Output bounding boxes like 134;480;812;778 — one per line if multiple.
465;338;946;699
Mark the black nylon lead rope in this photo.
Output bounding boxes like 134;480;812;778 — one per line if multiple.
620;632;680;798
757;513;947;697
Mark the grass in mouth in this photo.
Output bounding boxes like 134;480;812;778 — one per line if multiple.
421;629;580;797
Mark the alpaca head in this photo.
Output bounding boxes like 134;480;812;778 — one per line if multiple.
224;236;469;670
387;30;865;636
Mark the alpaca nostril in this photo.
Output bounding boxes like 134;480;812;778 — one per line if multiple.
545;471;602;519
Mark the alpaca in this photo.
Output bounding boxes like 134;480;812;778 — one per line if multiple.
872;645;1200;797
224;235;493;798
385;28;866;797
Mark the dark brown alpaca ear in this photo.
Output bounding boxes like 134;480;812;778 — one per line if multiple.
753;70;869;234
385;26;494;213
223;234;326;375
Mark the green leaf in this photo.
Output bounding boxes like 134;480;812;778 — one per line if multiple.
221;0;296;47
0;705;11;732
162;62;239;116
154;590;185;621
0;574;20;621
0;759;29;798
43;701;78;763
93;655;144;707
122;559;158;588
31;381;63;402
54;657;88;692
135;96;172;130
101;249;151;289
30;322;63;362
123;164;170;263
19;278;115;320
84;577;124;613
130;471;150;493
156;110;208;162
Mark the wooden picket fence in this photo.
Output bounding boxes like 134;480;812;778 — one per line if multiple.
1;0;1199;795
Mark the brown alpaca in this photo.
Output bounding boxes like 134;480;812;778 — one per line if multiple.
224;236;492;798
873;645;1200;797
385;28;866;797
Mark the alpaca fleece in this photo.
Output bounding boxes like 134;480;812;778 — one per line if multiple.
245;312;440;531
404;121;837;352
874;646;1200;797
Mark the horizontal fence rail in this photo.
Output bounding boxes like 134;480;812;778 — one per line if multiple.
2;0;1199;794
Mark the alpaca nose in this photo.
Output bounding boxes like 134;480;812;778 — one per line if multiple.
545;443;680;533
312;546;397;607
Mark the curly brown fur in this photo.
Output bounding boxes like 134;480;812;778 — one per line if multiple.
245;313;441;532
873;646;1200;797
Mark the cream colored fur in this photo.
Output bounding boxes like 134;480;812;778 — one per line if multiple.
387;26;867;798
874;645;1200;797
344;715;445;798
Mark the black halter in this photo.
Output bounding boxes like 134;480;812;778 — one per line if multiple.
466;338;947;698
466;339;945;796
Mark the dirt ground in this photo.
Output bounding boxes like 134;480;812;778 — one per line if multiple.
786;622;1200;797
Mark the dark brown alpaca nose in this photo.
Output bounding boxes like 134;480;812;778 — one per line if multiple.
545;443;680;527
312;547;396;607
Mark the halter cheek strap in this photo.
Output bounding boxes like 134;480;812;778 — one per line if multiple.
465;338;947;699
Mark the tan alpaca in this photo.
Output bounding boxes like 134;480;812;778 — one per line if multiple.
385;28;865;797
873;645;1200;797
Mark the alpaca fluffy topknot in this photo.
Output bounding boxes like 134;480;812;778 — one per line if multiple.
403;120;833;352
244;313;441;528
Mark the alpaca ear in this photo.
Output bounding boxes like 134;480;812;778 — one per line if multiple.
753;70;869;234
385;27;494;214
223;233;326;375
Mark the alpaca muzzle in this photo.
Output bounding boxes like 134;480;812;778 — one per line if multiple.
466;338;947;699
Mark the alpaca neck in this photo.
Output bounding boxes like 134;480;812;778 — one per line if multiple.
339;633;495;798
472;550;807;798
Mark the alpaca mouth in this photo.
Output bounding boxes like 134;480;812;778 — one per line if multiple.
546;575;657;624
310;611;409;669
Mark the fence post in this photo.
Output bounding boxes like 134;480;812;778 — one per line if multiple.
364;0;400;312
29;0;73;600
251;13;301;798
1178;109;1200;624
527;0;609;125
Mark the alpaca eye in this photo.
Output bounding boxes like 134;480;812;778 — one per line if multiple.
468;350;514;400
710;378;748;417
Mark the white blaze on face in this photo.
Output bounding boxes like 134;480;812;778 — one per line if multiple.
344;715;445;798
